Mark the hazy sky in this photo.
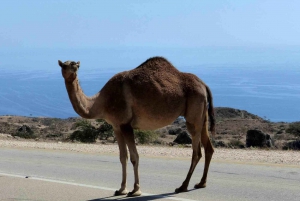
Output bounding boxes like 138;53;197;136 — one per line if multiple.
1;0;300;49
1;0;300;120
1;0;300;68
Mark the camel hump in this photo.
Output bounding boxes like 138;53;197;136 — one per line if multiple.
135;56;179;72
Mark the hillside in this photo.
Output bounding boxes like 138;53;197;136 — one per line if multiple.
0;107;299;149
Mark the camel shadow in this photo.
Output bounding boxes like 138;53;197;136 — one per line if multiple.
87;189;197;201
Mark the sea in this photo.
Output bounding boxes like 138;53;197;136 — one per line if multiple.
0;48;300;122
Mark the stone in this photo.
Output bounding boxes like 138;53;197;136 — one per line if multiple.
283;140;300;150
173;131;192;144
246;129;273;147
168;128;182;135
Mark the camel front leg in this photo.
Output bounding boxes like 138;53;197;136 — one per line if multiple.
121;124;142;197
114;130;129;196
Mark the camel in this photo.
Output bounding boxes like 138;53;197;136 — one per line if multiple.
58;57;215;197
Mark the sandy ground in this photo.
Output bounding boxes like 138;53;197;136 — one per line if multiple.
1;134;299;166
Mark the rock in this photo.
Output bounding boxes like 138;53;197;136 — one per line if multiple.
246;129;273;147
173;117;186;124
266;134;273;147
283;140;300;150
168;128;182;135
173;131;192;144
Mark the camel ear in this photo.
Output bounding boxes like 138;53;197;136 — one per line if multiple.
77;61;80;67
58;60;65;68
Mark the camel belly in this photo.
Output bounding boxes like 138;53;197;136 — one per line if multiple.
131;115;180;130
130;100;185;130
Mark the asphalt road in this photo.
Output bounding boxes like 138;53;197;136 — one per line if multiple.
0;147;299;201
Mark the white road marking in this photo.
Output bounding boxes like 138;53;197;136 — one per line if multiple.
0;172;198;201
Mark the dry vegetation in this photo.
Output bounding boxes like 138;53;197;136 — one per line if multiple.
0;107;299;150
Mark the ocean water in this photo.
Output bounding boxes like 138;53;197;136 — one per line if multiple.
0;48;299;122
0;64;299;122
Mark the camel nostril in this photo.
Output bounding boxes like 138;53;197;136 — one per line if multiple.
71;67;78;72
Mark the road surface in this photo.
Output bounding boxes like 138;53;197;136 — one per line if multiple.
0;147;299;201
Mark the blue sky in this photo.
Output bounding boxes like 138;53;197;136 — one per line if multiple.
1;0;300;68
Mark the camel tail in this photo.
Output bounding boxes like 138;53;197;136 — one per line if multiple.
206;85;215;135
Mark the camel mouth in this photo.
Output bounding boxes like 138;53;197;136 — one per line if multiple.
70;66;79;73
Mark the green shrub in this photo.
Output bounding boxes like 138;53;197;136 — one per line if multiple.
69;119;161;144
13;125;36;139
134;130;158;144
286;122;300;137
69;120;99;143
97;120;114;140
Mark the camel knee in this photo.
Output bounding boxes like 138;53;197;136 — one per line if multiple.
192;150;201;163
130;159;137;166
130;154;139;166
119;153;128;164
198;150;202;159
194;144;202;159
204;141;214;156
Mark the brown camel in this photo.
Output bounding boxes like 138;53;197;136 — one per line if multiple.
58;57;215;197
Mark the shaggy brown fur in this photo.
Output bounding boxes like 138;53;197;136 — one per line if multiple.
58;56;215;196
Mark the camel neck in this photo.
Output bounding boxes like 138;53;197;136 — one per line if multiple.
64;77;99;119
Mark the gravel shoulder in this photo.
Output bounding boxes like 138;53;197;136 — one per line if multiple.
1;135;299;166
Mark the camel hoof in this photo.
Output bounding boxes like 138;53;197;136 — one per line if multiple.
194;182;206;189
127;190;142;197
175;186;188;193
114;189;128;196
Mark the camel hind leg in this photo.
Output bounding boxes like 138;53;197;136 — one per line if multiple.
195;112;214;189
175;102;206;193
175;121;202;193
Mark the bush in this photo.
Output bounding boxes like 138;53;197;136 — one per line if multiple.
286;122;300;137
69;120;99;143
69;119;115;143
97;120;114;140
69;119;161;144
13;125;37;139
134;130;158;144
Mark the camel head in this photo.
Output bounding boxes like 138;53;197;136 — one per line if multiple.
58;60;80;81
